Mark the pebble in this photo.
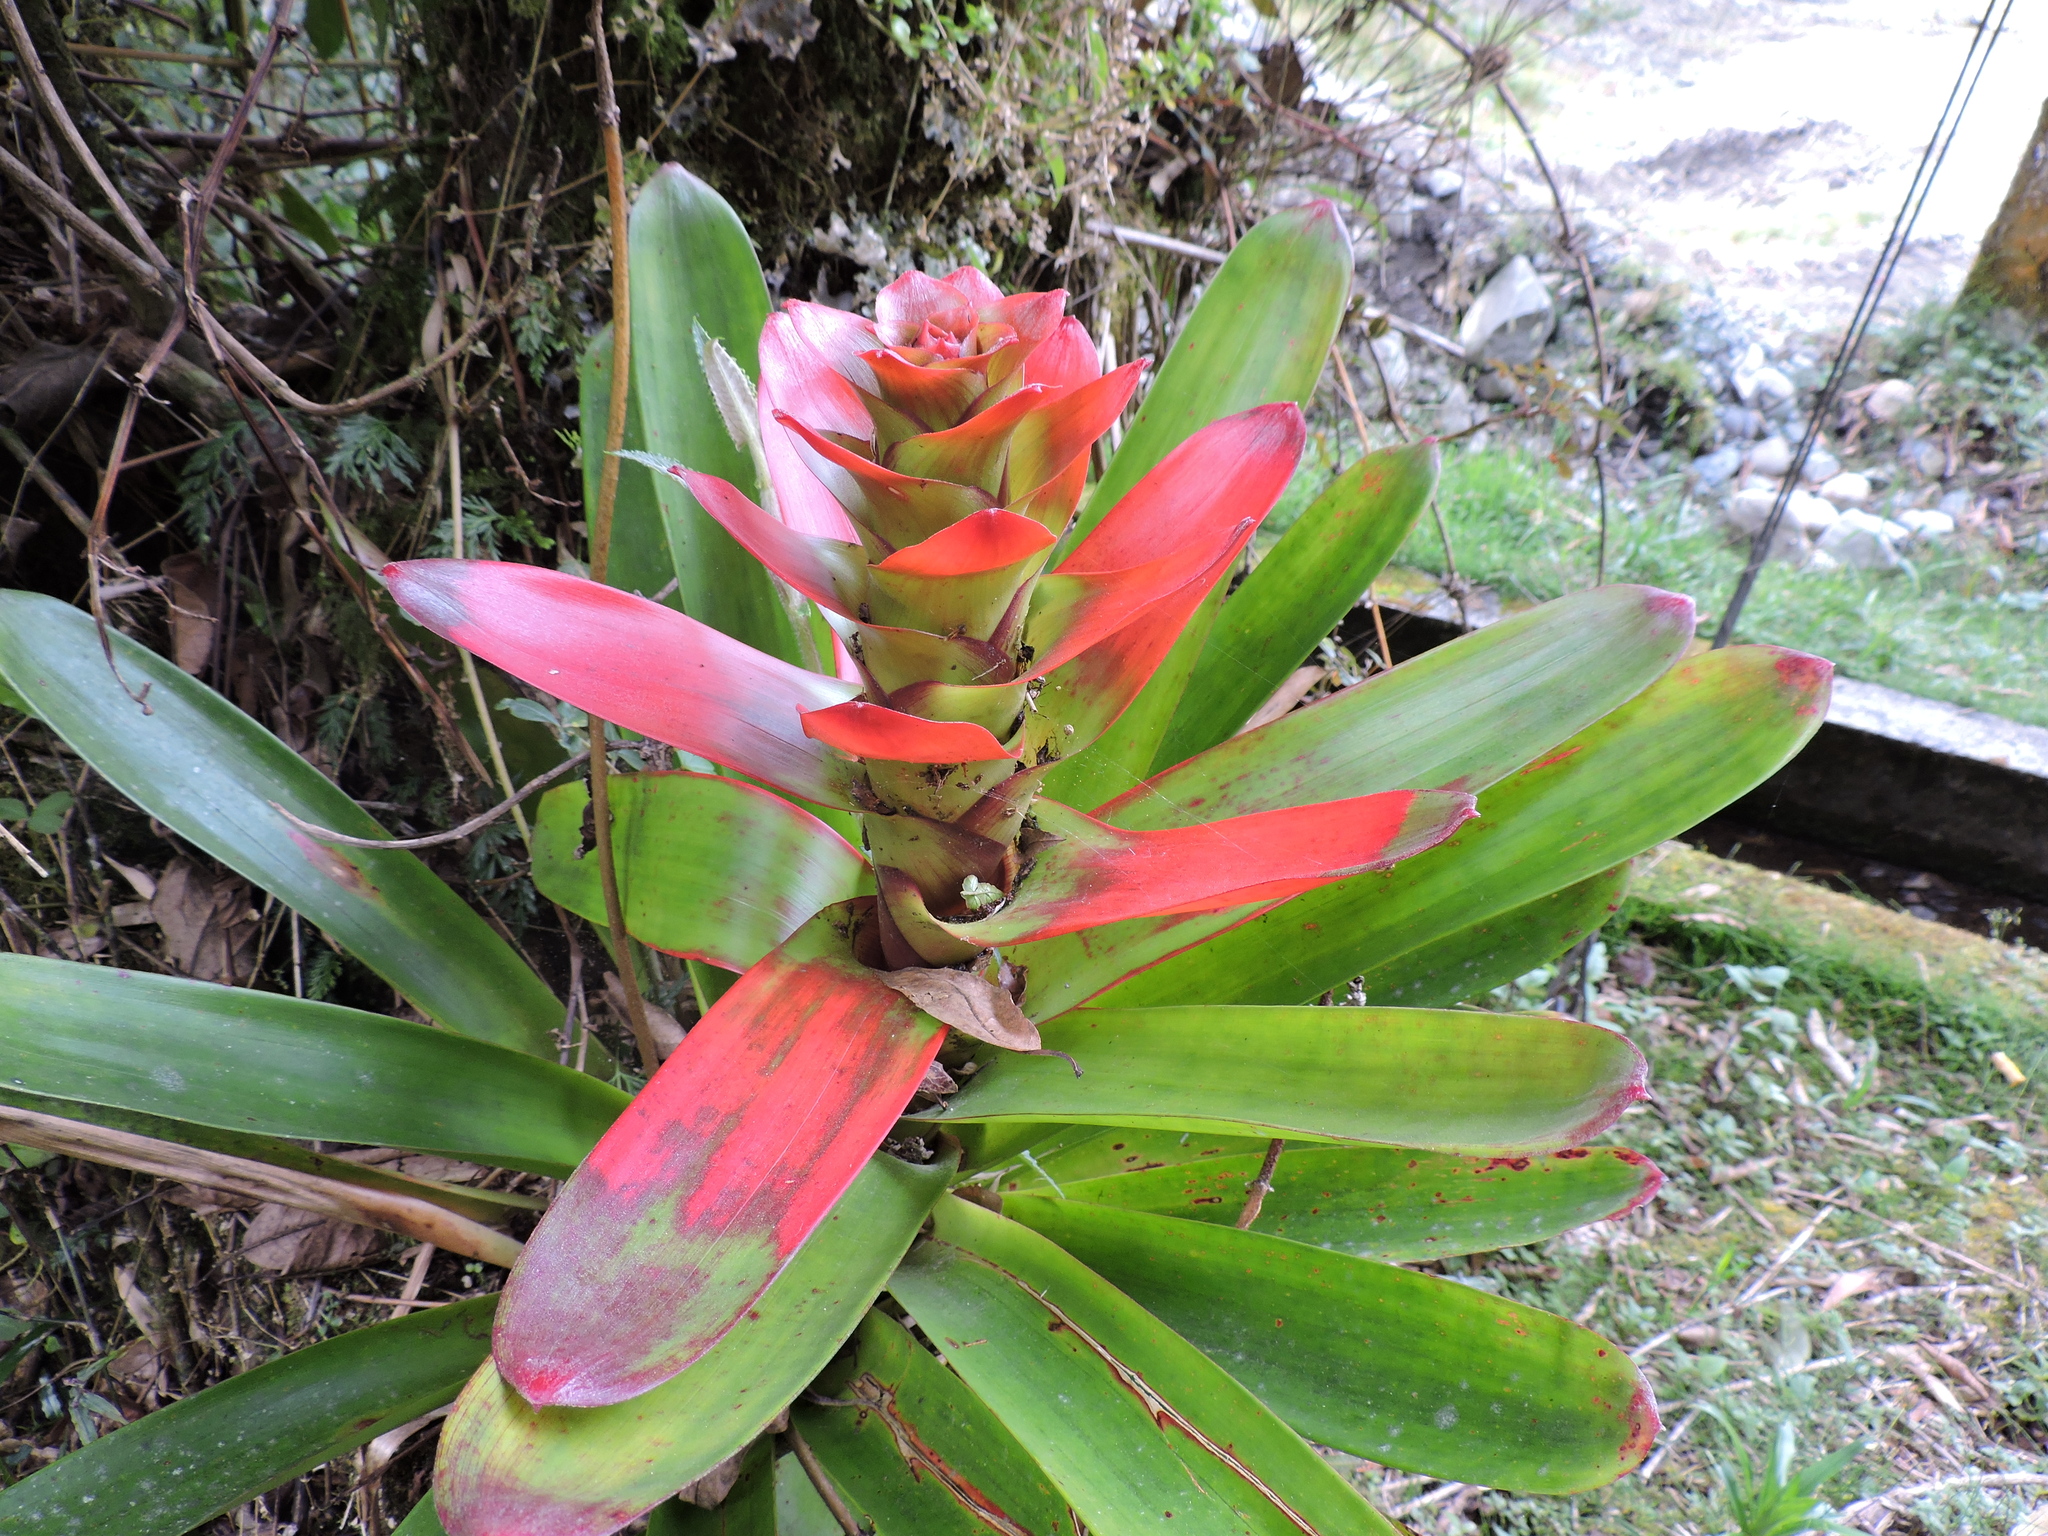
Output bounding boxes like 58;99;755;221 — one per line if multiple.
1415;167;1464;199
1898;437;1945;478
1817;509;1907;570
1750;436;1793;477
1897;508;1955;538
1458;255;1555;366
1938;488;1975;519
1818;471;1871;507
1800;446;1841;484
1719;488;1811;564
1752;366;1796;407
1866;378;1916;422
1719;405;1766;440
1692;445;1743;490
1729;342;1766;404
1785;490;1841;534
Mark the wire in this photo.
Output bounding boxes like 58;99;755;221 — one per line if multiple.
1710;0;2015;649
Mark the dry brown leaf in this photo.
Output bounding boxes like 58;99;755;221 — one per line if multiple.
241;1203;385;1274
1819;1267;1884;1311
152;858;260;983
160;552;219;676
604;972;685;1059
877;967;1040;1051
0;1104;523;1266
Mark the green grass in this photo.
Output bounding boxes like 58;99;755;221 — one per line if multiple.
1385;443;2048;728
1335;896;2046;1535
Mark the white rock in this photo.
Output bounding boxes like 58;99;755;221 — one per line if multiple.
1753;366;1796;406
1750;436;1793;477
1799;446;1841;484
1719;489;1811;564
1818;471;1871;507
1817;509;1904;569
1359;331;1409;410
1897;508;1955;538
1785;490;1841;534
1898;437;1945;477
1416;167;1464;199
1458;255;1555;367
1692;445;1743;490
1730;342;1766;404
1938;488;1974;519
1865;378;1915;422
1806;547;1842;572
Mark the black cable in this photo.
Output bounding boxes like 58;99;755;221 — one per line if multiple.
1710;0;2014;649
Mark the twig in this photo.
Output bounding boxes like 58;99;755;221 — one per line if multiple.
0;145;166;292
0;822;49;878
1383;0;1612;582
1627;1285;1793;1361
192;292;509;418
786;1423;861;1536
0;421;93;536
1236;1138;1285;1229
1840;1471;2048;1521
586;0;658;1078
440;287;530;845
270;750;591;849
1;0;173;275
1734;1193;1838;1306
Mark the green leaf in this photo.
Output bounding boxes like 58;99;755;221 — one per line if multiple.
646;1439;775;1535
887;1195;1399;1536
1106;644;1830;1008
25;791;71;835
0;957;626;1176
1083;206;1352;544
0;796;24;822
912;1005;1645;1151
775;1451;848;1536
1047;203;1353;808
302;0;347;56
1005;1199;1658;1493
432;1149;957;1535
392;1492;451;1535
0;1298;495;1536
0;672;33;716
276;181;343;256
795;1311;1076;1536
532;774;871;972
1356;865;1629;1008
627;165;798;665
581;323;681;608
1011;587;1695;1017
1158;441;1437;764
996;1129;1660;1262
0;592;564;1054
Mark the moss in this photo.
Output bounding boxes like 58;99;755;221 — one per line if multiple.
1622;841;2048;1075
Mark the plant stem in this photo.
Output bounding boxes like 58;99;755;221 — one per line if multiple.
1236;1138;1284;1229
786;1423;862;1536
447;399;530;843
587;0;658;1077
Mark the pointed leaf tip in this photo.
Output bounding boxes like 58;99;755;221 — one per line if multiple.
800;701;1018;764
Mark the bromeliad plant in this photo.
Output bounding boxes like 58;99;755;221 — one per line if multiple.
0;169;1835;1536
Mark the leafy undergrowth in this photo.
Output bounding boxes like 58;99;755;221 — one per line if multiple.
1386;441;2048;729
1342;914;2047;1535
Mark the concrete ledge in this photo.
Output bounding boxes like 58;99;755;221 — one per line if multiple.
1628;842;2048;1070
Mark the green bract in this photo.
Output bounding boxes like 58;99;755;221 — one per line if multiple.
0;171;1833;1535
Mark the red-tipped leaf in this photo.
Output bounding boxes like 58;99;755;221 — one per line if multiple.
385;560;859;807
799;700;1019;764
490;909;944;1408
678;470;867;616
782;415;992;552
896;788;1474;946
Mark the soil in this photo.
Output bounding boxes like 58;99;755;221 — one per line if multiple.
1528;0;2048;334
